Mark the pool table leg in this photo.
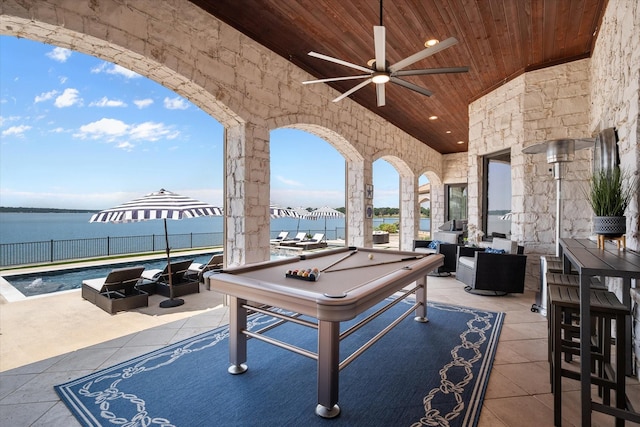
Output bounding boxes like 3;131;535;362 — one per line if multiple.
227;296;248;375
315;320;341;418
414;275;428;323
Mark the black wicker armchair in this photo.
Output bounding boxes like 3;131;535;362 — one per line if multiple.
413;232;461;276
456;238;526;296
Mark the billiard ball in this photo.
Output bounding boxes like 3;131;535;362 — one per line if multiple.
368;253;374;260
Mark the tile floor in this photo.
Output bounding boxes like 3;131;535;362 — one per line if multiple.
0;251;638;426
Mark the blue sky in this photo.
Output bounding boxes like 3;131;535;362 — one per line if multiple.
0;36;425;211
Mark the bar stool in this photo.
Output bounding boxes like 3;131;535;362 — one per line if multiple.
548;284;629;426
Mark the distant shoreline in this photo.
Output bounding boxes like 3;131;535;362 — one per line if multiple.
0;207;98;214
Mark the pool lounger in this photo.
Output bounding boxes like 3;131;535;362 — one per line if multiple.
81;266;148;314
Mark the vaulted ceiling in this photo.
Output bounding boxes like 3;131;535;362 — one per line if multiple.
189;0;607;154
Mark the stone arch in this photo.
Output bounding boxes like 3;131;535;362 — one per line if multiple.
371;152;418;250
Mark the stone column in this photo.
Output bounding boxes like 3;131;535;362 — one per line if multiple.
224;122;271;266
346;157;369;247
399;174;418;251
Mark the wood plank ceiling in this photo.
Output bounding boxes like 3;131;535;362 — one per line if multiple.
189;0;607;154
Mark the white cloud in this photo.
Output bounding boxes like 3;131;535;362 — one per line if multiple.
163;97;189;110
91;62;140;79
129;121;177;141
134;98;154;109
89;97;127;107
74;118;129;140
46;47;72;63
73;119;178;148
54;88;82;108
116;141;135;151
34;90;58;103
2;125;31;137
276;175;304;187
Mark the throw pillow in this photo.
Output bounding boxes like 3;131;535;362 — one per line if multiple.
484;247;506;254
428;240;442;249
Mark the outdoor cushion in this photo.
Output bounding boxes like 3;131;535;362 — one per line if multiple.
492;237;518;254
428;240;442;249
458;256;475;269
484;247;506;254
432;231;459;244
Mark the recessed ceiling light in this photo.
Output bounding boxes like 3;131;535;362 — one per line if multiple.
445;130;452;134
425;39;439;47
429;115;438;120
457;140;465;145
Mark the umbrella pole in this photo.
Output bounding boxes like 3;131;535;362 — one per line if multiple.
160;218;184;308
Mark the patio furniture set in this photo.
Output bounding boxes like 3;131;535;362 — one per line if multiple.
413;233;527;296
81;253;223;314
271;232;328;250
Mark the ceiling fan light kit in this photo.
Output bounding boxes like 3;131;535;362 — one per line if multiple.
302;0;468;107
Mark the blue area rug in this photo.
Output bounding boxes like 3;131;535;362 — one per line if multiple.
55;299;504;426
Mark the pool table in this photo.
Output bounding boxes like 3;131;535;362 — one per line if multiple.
206;246;443;418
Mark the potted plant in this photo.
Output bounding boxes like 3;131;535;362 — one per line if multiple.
585;166;639;236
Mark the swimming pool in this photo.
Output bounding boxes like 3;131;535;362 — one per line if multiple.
3;250;298;298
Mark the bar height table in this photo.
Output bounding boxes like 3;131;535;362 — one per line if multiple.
558;238;640;426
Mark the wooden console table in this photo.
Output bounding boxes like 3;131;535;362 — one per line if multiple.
559;238;640;426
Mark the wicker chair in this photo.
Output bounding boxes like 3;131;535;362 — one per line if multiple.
413;231;461;276
456;237;526;295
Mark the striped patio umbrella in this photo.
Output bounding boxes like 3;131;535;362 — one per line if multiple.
269;205;301;219
90;189;223;308
292;206;311;232
304;206;345;237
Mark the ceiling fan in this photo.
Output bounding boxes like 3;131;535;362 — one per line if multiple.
302;0;469;107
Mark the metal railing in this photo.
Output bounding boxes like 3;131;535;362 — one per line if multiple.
0;227;354;268
0;232;224;267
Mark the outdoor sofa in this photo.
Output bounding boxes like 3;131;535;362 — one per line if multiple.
456;237;526;295
81;266;148;314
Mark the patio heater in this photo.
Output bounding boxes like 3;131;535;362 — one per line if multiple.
523;138;595;256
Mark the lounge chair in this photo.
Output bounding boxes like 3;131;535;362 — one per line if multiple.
456;237;527;295
187;253;224;283
296;233;327;250
413;231;461;276
278;232;308;246
270;231;289;244
138;259;200;297
82;266;148;314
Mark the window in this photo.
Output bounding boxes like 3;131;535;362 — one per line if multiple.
445;183;467;223
482;150;511;238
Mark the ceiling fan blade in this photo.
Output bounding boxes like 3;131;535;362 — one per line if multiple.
394;66;469;76
390;77;433;97
302;74;372;85
333;78;373;102
389;37;459;73
309;51;372;73
376;83;386;106
374;25;386;71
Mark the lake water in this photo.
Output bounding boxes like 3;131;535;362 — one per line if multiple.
0;212;431;244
